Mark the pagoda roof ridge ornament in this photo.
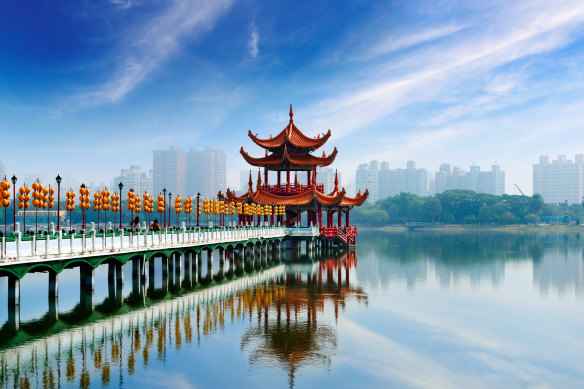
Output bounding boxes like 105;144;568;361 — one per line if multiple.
289;103;294;123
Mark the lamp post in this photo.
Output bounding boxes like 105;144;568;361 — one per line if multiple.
196;193;200;228
168;192;172;229
55;175;61;231
11;175;17;232
163;188;167;228
118;182;123;230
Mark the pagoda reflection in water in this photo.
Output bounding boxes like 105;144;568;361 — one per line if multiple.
0;251;366;388
241;251;366;387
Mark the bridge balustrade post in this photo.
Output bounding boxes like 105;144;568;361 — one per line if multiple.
45;233;49;256
91;223;96;251
1;236;4;259
56;230;61;255
120;229;124;250
31;235;35;256
101;231;106;251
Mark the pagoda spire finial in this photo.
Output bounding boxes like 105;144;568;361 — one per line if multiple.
248;170;253;191
257;169;262;188
289;104;294;123
334;169;339;192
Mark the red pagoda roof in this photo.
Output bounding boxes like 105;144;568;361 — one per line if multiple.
225;185;347;207
248;105;331;151
240;145;338;170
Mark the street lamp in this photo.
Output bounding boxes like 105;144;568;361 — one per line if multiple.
162;188;167;227
168;192;172;229
118;182;123;230
11;175;17;232
55;175;61;231
196;193;201;228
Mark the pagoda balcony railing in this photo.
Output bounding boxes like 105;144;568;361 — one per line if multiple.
320;226;357;246
263;184;324;195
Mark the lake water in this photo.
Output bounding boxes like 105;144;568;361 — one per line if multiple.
1;230;583;388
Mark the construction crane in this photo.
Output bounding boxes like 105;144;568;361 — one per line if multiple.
514;183;526;196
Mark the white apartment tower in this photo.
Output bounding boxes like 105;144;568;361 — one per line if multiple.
533;155;584;204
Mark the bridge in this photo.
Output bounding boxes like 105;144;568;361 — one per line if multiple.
0;223;322;334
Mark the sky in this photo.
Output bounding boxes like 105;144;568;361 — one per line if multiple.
1;0;584;195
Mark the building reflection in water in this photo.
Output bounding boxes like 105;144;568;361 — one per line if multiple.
0;250;366;388
358;231;584;295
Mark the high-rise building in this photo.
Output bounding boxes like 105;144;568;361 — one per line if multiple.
0;159;5;180
356;162;379;202
153;147;186;195
435;164;505;195
113;166;152;196
378;160;428;198
186;147;226;198
533;154;584;204
317;167;341;194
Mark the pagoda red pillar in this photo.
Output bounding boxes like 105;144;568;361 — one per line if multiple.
306;171;311;186
277;171;281;187
346;209;350;227
318;204;322;227
286;163;290;188
338;208;342;227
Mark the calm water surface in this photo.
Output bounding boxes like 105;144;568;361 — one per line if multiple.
1;230;583;388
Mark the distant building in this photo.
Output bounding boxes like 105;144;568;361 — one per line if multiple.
318;167;341;194
356;160;427;202
153;147;187;195
113;166;152;196
186;147;226;198
435;163;505;195
356;161;380;202
379;161;427;198
0;159;5;180
533;154;584;204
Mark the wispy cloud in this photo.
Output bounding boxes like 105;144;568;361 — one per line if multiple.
302;0;584;140
248;23;259;58
366;24;465;59
80;0;233;106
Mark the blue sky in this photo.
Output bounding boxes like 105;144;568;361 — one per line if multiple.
1;0;584;195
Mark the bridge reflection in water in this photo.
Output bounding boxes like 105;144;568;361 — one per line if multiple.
0;249;365;388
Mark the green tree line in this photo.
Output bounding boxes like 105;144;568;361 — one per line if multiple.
351;190;582;226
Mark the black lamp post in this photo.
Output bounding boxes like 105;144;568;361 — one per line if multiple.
55;175;61;232
196;193;200;228
168;192;172;229
11;175;17;232
118;182;123;230
162;188;167;227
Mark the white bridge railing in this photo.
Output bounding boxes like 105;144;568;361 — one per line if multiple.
285;225;320;237
0;224;286;266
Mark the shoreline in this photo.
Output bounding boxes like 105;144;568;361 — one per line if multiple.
358;224;584;234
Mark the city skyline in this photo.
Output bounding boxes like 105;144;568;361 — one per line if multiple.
2;1;584;195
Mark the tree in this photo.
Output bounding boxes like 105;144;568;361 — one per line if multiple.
426;198;442;223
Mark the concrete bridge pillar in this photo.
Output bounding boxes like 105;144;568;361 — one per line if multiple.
7;275;20;333
161;256;169;293
148;258;156;291
132;257;144;294
218;247;225;265
174;253;182;289
48;272;59;321
192;252;199;284
80;265;95;312
184;253;192;288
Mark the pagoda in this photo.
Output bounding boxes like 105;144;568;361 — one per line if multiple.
224;104;368;246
